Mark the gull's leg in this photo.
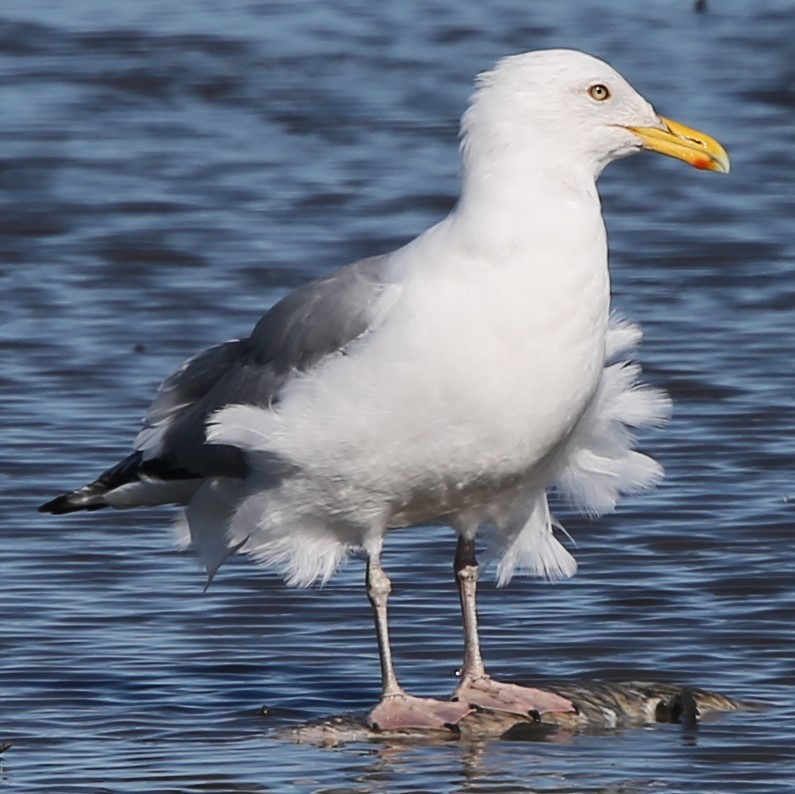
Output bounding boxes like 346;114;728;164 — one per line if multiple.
454;535;487;680
451;535;577;718
365;546;473;732
366;552;403;699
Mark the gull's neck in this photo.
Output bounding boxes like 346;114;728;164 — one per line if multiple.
452;140;604;260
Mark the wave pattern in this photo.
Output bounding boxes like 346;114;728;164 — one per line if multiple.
3;1;794;791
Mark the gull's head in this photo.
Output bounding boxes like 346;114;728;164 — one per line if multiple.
461;49;729;181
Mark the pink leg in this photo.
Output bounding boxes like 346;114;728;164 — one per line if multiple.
451;536;576;719
365;549;473;731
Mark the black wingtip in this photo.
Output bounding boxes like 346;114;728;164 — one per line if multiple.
37;450;200;516
37;451;147;515
38;495;70;514
38;494;107;515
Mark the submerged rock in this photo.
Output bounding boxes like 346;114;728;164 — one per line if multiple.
280;680;765;745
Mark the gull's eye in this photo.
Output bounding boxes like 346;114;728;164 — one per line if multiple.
588;84;611;102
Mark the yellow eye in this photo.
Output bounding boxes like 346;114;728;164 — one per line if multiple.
588;84;611;101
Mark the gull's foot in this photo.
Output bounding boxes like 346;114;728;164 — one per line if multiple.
368;693;474;733
453;676;576;719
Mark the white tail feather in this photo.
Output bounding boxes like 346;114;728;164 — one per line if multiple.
206;404;276;450
494;495;577;587
182;478;248;586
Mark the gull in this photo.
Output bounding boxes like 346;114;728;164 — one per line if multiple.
40;49;729;733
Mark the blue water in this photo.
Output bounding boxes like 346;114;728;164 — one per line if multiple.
2;1;794;791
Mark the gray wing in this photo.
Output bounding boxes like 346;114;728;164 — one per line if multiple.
38;254;397;514
135;254;395;479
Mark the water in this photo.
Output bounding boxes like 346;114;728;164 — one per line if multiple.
2;0;794;791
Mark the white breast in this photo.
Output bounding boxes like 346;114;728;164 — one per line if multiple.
265;208;610;522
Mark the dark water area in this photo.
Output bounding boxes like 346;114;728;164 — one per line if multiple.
2;0;794;791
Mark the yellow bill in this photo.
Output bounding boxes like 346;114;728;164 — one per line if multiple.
628;116;730;174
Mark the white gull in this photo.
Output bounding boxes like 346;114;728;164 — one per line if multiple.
40;49;729;732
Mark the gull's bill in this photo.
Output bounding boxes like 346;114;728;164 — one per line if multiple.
628;116;730;174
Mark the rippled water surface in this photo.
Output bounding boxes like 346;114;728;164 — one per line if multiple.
2;1;794;791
